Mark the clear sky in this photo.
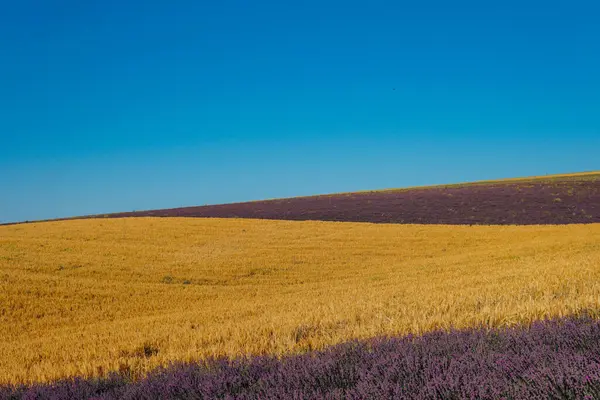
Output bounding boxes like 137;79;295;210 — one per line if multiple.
1;0;599;223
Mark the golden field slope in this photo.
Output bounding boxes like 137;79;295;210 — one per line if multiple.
1;218;600;384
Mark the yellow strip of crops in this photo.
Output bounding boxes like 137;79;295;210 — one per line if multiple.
1;218;600;384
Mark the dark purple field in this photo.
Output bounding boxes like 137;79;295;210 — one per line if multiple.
5;315;600;399
101;174;600;225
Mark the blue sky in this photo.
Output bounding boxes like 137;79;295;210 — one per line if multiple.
1;0;599;223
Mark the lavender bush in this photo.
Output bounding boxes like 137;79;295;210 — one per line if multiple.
91;176;600;225
5;315;600;399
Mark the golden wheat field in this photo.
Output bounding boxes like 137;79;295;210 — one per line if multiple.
1;217;600;384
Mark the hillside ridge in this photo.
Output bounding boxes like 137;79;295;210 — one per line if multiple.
4;171;599;226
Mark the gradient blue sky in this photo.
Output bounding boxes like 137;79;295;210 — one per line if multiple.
1;0;599;223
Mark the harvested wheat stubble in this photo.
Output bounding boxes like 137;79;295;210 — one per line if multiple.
5;315;600;400
98;173;600;225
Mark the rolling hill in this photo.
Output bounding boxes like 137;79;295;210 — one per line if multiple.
2;171;600;399
1;218;600;386
96;172;600;225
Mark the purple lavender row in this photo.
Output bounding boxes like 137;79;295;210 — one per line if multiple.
5;315;600;399
95;177;600;225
